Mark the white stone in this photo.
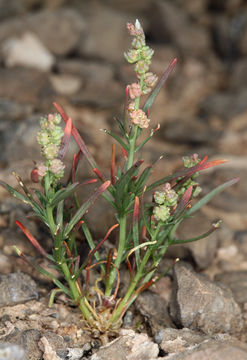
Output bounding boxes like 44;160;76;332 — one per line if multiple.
50;74;82;95
2;32;55;71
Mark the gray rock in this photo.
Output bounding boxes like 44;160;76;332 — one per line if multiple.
173;211;219;269
149;0;211;57
90;329;159;360
170;262;244;336
154;327;211;354
214;271;247;305
0;272;38;307
0;342;27;360
135;291;175;335
0;9;87;57
164;338;247;360
78;3;129;63
0;67;54;109
0;99;32;122
200;89;247;121
27;9;87;56
0;0;23;20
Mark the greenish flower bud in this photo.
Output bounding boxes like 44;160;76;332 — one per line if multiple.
192;185;202;197
124;49;140;63
165;190;178;207
135;60;149;75
153;205;170;222
183;153;200;168
50;127;64;144
43;144;59;160
132;37;145;49
140;46;154;60
37;131;50;146
144;72;158;87
154;191;165;205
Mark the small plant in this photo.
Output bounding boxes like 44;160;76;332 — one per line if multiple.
1;20;238;338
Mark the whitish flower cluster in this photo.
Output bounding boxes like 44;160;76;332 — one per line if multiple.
177;154;202;198
153;183;178;222
125;20;157;129
36;113;65;181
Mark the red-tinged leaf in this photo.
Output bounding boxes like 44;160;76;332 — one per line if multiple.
53;102;97;169
16;220;47;257
59;117;72;159
82;179;98;185
133;196;139;222
141;225;147;242
93;168;107;182
111;144;116;186
88;223;119;263
143;58;177;113
71;150;82;183
173;186;193;217
121;147;128;159
135;278;155;295
147;156;228;192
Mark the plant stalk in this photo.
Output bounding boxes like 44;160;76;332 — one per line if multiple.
105;215;127;296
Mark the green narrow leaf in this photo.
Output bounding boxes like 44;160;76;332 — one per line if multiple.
172;221;221;245
115;160;143;210
33;189;47;207
133;197;140;267
50;182;80;207
187;178;239;216
135;166;152;195
56;200;64;228
64;181;111;237
0;181;44;216
101;129;129;152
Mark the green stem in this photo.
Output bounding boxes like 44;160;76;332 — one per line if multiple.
109;248;151;324
105;215;127;296
109;222;162;324
126;75;145;171
126;125;138;170
60;262;92;322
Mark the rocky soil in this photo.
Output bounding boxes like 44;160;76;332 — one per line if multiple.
0;0;247;359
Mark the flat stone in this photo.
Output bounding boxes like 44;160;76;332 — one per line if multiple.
0;272;38;307
164;338;247;360
154;327;211;355
0;343;27;360
90;329;159;360
170;262;244;336
2;32;55;71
